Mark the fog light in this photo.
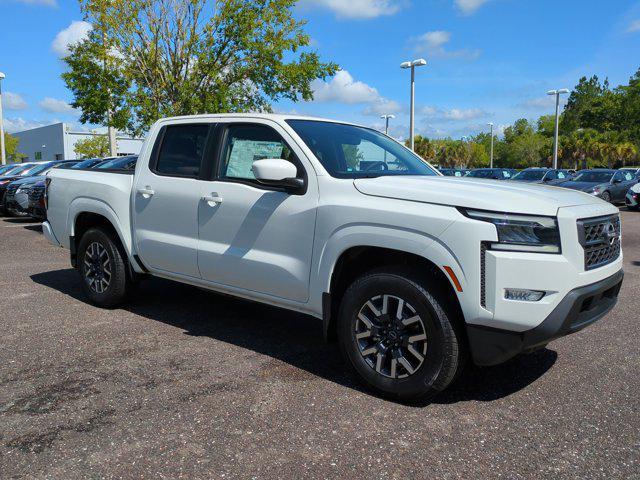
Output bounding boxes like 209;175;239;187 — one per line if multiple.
504;288;545;302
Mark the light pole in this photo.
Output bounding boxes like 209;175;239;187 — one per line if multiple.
380;114;395;135
400;58;427;151
0;72;6;165
547;88;569;169
487;122;494;168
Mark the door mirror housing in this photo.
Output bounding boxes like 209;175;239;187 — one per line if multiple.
252;159;304;191
612;178;622;184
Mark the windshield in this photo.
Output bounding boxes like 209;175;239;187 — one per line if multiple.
21;162;56;176
0;165;19;175
286;120;437;178
513;170;546;181
573;171;614;183
71;158;102;169
466;169;493;178
95;156;137;170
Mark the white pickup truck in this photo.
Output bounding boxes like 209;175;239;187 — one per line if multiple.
43;114;624;401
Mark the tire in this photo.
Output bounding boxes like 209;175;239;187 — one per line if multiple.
337;267;464;402
601;191;611;203
77;227;130;308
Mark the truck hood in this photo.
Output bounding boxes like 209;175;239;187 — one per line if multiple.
353;176;604;216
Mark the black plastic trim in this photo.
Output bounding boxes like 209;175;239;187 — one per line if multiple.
466;269;624;366
69;235;77;268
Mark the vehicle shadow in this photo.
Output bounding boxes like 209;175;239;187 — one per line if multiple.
30;269;557;406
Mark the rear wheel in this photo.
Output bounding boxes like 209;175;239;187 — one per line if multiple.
337;267;464;402
77;227;130;308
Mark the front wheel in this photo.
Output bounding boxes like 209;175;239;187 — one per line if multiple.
601;191;612;203
77;227;130;308
337;268;465;402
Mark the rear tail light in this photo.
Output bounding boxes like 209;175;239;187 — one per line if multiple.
44;178;52;210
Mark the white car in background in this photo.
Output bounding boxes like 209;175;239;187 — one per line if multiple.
625;182;640;210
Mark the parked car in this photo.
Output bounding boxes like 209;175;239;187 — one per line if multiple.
465;168;517;180
0;162;52;214
439;168;469;177
43;114;623;402
94;155;138;171
3;160;79;216
554;169;637;203
511;168;574;184
26;180;47;220
625;183;640;210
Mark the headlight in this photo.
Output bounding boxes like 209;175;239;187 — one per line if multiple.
462;209;561;253
589;186;602;194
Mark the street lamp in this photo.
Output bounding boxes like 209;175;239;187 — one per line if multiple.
400;58;427;151
0;72;6;165
487;122;494;168
380;114;395;135
547;88;570;169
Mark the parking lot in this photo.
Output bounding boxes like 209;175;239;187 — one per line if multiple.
0;212;638;479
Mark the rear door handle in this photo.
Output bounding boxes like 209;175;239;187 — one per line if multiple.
202;194;223;206
137;187;155;198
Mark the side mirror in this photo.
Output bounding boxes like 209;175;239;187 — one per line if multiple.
612;178;621;184
252;159;304;191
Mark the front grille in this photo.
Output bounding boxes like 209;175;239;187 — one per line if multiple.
30;187;44;202
577;215;621;270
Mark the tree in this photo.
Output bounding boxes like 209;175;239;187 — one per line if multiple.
74;135;111;158
4;132;24;163
64;0;339;135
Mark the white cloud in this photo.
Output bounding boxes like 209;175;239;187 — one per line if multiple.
52;20;92;57
2;92;28;110
421;106;488;121
39;97;78;114
455;0;489;15
300;0;401;19
627;19;640;33
411;31;481;60
363;98;403;116
520;96;568;110
3;117;55;134
12;0;57;6
312;70;381;104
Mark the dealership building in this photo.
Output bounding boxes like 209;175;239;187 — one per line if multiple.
13;123;144;162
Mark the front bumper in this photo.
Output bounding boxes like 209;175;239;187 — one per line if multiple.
466;269;623;366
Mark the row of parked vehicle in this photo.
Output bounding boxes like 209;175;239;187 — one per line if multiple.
0;155;137;220
437;166;640;207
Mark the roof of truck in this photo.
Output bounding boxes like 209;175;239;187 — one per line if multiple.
157;113;360;126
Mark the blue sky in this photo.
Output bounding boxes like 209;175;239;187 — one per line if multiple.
1;0;640;139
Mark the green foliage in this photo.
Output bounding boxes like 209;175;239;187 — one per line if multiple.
4;132;24;163
74;135;111;158
63;0;338;135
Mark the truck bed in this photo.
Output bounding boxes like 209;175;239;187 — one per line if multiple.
46;169;135;254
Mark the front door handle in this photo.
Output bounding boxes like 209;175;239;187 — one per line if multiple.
137;187;155;198
202;194;223;207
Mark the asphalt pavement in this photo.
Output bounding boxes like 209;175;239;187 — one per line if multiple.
0;211;638;479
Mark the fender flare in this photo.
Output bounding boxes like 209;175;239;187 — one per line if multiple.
314;223;467;339
66;197;135;269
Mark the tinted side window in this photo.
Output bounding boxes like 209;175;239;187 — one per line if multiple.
220;124;297;181
155;125;209;177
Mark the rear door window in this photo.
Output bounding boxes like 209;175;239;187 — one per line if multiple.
154;124;209;178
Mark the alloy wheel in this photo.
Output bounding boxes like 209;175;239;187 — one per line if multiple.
83;242;112;294
354;294;428;379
